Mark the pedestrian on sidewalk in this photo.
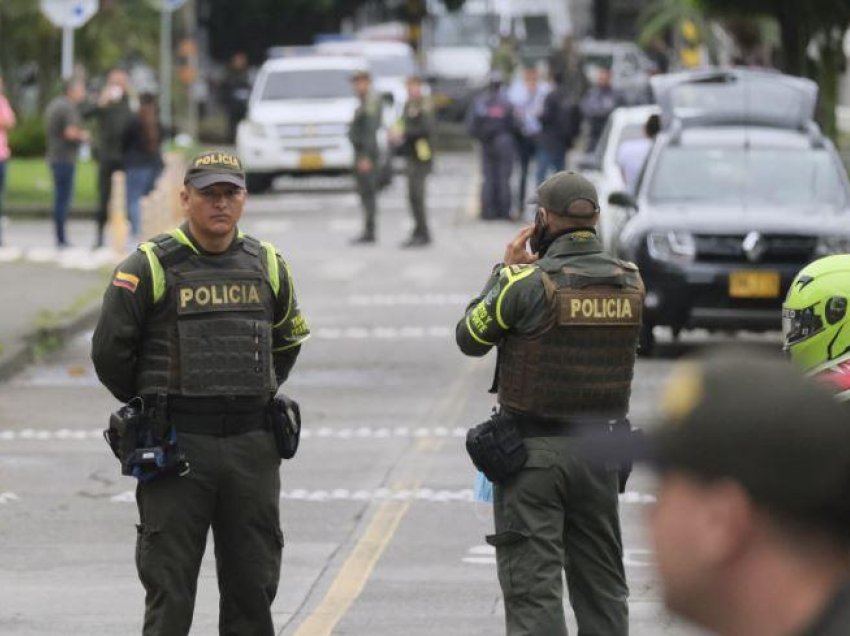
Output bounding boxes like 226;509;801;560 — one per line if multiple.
0;75;16;247
466;71;516;220
89;68;133;248
391;75;435;247
348;69;382;244
508;66;550;219
123;92;164;242
537;71;582;185
45;79;89;249
580;67;623;153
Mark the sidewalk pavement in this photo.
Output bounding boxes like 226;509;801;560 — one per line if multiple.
0;219;125;383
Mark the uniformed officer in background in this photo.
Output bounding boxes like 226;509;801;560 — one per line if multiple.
783;254;850;400
633;350;850;635
456;171;643;635
466;71;516;221
348;69;383;244
391;74;435;248
91;150;310;636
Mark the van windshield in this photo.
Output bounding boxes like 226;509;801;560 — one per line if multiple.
370;55;416;78
649;147;848;207
431;14;497;47
260;69;352;100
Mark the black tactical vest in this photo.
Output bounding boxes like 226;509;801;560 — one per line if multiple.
497;260;645;419
135;232;278;398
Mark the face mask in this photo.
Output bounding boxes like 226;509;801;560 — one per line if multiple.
529;209;547;255
473;470;494;504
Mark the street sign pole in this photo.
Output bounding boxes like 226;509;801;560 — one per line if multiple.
40;0;98;80
160;7;173;132
147;0;187;134
61;26;74;80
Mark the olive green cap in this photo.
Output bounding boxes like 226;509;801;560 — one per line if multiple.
351;68;371;81
532;171;600;217
184;150;246;189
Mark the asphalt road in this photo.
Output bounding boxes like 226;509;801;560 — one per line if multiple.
0;152;776;635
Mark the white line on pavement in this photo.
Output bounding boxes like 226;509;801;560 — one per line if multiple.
104;489;655;505
0;426;469;442
347;293;469;306
0;492;21;504
313;326;452;340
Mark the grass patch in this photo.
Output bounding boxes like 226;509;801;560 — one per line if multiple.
5;158;98;208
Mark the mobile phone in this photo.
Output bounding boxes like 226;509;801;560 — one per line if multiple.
529;209;546;255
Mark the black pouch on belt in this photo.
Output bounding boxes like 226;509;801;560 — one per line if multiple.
267;394;301;459
466;411;528;483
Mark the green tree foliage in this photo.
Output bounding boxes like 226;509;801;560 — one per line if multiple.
703;0;850;139
0;0;159;114
638;0;850;138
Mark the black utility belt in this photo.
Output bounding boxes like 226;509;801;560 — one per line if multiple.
512;414;623;439
170;411;267;437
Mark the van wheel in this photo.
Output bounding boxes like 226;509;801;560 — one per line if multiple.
246;173;273;194
638;324;655;357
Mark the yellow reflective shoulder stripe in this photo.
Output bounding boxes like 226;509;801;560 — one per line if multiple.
465;314;495;347
139;243;166;304
261;241;281;298
496;267;536;330
273;261;295;327
272;334;311;352
168;228;200;254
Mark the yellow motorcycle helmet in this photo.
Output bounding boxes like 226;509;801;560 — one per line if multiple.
783;255;850;373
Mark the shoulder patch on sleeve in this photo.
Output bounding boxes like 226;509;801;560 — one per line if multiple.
112;271;140;293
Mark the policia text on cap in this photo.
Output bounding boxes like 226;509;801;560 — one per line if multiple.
91;150;310;636
456;171;645;636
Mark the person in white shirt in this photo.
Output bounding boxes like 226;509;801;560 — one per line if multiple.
508;66;550;217
615;113;660;192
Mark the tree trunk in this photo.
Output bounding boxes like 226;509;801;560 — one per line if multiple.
816;29;842;140
774;2;807;76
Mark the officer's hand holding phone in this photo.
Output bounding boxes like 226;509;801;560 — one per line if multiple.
503;224;540;266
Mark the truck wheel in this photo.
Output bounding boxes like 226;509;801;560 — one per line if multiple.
246;173;273;194
638;323;656;357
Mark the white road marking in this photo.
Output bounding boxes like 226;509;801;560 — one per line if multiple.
313;326;452;340
0;492;21;504
103;486;655;505
461;545;655;568
623;548;655;568
347;293;469;307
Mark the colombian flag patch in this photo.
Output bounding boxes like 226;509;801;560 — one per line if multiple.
112;271;140;293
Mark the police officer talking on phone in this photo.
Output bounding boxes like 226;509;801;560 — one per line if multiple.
456;171;644;636
91;150;310;636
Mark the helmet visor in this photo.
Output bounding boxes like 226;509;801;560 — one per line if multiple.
782;305;824;347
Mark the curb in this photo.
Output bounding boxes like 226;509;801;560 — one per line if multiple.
0;298;102;384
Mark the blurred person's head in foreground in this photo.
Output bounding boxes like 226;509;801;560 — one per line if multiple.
589;348;850;635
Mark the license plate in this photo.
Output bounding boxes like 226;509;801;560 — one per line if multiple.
298;151;324;170
728;271;780;298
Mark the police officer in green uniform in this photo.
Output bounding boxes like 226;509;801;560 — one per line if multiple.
348;69;383;244
393;75;434;248
456;172;643;636
91;150;310;636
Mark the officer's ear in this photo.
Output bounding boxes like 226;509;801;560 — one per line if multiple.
179;185;191;211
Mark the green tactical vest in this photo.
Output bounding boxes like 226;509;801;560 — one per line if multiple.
497;257;645;419
135;228;281;398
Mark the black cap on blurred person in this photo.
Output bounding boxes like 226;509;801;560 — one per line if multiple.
588;348;850;536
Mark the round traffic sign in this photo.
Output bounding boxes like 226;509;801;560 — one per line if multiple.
39;0;98;29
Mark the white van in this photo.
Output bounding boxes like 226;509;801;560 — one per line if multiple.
236;55;382;193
